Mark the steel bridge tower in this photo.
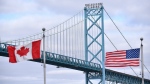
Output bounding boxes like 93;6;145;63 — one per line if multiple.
84;3;105;84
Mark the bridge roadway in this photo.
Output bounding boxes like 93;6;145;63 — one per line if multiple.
0;43;150;84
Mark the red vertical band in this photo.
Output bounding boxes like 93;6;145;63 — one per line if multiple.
32;40;41;59
7;46;17;63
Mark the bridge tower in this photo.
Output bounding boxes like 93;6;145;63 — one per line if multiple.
84;3;105;84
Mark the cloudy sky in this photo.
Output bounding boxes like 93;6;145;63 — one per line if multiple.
0;0;150;84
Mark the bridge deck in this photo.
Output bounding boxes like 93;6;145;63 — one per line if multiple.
0;43;150;84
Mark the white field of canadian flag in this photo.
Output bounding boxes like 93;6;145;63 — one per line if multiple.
7;40;41;63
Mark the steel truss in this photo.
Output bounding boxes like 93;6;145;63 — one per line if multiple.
84;3;105;84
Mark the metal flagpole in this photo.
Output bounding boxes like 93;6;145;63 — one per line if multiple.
140;37;144;84
42;28;46;84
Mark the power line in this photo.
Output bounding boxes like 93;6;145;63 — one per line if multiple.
103;7;150;76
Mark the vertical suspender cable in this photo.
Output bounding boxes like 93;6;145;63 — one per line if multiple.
72;17;74;57
60;25;61;54
50;29;52;52
74;16;76;58
62;23;65;55
54;27;55;53
59;24;61;54
46;32;48;51
75;15;77;58
68;19;70;56
66;21;67;56
57;26;58;53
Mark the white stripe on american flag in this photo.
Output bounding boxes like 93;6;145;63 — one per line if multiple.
105;50;139;67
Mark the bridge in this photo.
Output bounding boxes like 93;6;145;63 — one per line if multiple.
0;3;150;84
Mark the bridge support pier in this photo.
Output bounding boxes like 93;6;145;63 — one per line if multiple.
84;3;105;84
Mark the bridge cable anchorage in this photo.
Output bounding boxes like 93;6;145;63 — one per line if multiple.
89;13;139;77
103;7;150;76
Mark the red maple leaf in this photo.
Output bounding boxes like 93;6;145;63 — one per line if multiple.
17;46;29;57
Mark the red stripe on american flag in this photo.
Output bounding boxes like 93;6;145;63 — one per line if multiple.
105;62;127;67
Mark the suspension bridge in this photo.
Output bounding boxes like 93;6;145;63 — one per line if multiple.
0;3;150;84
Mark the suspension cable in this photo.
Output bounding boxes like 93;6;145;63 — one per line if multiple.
105;29;139;77
104;33;118;50
89;12;139;77
103;8;132;48
144;64;150;75
103;7;150;75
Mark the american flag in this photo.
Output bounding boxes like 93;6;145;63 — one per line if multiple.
105;48;140;67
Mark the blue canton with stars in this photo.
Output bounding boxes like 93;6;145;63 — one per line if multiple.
126;48;140;59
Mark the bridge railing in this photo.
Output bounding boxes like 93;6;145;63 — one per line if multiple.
43;51;101;72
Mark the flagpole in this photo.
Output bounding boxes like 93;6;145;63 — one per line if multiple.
140;37;144;84
42;28;46;84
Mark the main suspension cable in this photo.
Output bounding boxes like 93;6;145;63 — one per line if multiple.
103;7;150;75
105;32;138;77
89;10;139;77
103;8;132;48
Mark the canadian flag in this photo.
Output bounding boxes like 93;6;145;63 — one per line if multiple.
7;40;41;63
